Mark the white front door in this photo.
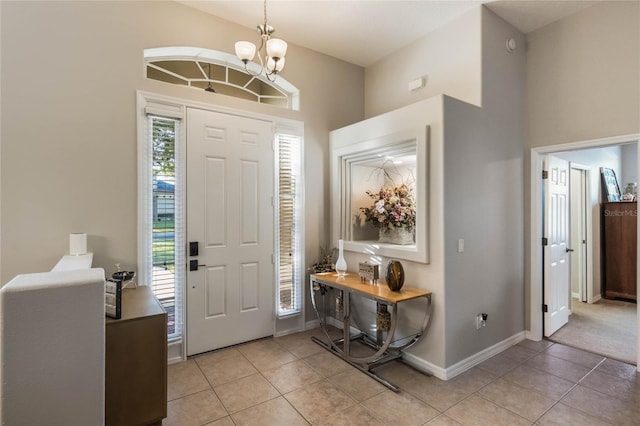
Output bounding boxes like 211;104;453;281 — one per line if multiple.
544;155;571;337
186;108;274;356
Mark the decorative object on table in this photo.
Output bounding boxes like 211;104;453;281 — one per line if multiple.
310;247;335;273
600;167;621;202
385;260;405;291
69;232;87;255
360;184;416;245
335;239;348;276
622;182;637;201
358;261;379;283
112;268;137;289
105;279;122;319
376;304;391;332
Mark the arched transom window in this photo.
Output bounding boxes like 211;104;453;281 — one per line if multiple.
144;47;300;111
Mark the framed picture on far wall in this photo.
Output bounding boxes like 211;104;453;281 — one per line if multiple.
600;167;621;202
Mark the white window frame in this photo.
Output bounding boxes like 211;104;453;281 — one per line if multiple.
137;92;186;362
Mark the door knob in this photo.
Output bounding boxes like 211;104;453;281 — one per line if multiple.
566;248;574;253
189;259;207;271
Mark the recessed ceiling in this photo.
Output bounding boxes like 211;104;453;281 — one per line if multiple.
178;0;601;67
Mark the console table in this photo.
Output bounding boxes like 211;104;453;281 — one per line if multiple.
310;272;432;391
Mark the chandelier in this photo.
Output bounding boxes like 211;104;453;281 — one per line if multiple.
234;0;288;82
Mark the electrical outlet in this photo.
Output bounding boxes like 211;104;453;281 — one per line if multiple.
476;313;487;329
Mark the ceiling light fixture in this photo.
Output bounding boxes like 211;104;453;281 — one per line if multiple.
204;63;216;93
234;0;287;82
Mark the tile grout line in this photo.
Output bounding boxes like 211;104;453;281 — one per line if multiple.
530;356;610;425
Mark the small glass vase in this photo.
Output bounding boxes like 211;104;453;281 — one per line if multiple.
335;239;347;277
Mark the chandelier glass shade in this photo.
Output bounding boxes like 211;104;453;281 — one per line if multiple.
234;0;287;81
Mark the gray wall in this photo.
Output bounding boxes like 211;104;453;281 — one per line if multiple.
524;0;640;329
0;1;364;283
365;7;482;119
442;9;525;366
344;6;525;369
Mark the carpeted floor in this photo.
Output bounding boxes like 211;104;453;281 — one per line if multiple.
549;298;637;365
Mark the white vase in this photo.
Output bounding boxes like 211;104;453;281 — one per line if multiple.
379;227;414;245
335;239;347;276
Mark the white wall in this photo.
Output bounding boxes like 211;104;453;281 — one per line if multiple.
0;1;364;284
364;7;482;119
620;143;638;192
555;146;623;300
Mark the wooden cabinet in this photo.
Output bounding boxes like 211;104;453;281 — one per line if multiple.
602;202;637;300
106;286;167;425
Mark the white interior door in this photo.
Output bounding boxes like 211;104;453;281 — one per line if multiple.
186;108;274;356
544;155;571;337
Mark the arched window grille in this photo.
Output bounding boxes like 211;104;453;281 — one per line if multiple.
144;47;300;111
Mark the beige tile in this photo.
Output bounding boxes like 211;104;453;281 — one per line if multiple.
476;346;537;377
314;404;386;426
304;350;351;377
536;403;614;426
275;330;325;358
516;339;554;353
445;395;531;426
400;372;470;412
261;359;323;394
167;359;211;401
237;339;298;371
477;377;556;421
329;367;387;402
284;379;356;424
214;373;280;414
580;369;640;402
448;366;497;394
561;384;638;426
193;347;242;363
360;390;439;425
204;416;235;426
196;352;258;386
375;359;429;387
595;358;640;381
165;389;228;426
544;343;605;369
525;353;591;383
502;364;574;400
424;414;464;426
230;396;309;426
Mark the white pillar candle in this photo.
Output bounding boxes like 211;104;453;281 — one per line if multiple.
69;233;87;256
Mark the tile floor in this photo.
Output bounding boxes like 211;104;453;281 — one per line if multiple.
166;328;639;426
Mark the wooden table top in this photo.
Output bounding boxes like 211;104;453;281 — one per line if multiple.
311;272;430;304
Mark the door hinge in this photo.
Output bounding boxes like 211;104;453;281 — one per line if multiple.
542;237;548;246
542;170;548;179
542;304;548;313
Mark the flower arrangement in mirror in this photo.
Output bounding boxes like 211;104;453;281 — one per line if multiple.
360;183;416;245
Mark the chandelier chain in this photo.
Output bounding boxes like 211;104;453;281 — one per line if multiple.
263;0;268;28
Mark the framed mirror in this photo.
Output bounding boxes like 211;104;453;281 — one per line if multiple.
331;126;429;264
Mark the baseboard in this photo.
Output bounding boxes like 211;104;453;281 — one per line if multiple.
305;319;320;330
437;331;527;380
592;294;602;303
167;339;184;364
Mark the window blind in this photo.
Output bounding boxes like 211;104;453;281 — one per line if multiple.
276;133;302;316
